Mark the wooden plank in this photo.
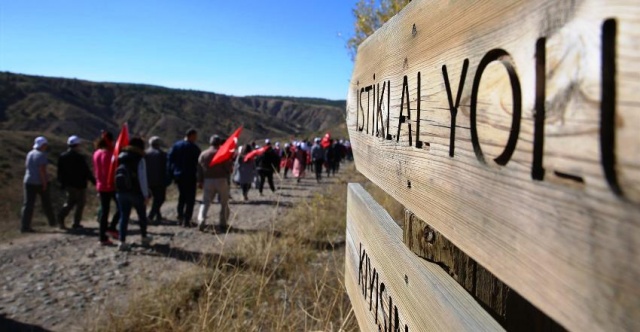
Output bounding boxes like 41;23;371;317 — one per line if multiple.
346;1;640;331
345;183;503;332
404;209;566;331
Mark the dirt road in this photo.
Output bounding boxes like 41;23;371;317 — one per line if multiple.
0;175;335;331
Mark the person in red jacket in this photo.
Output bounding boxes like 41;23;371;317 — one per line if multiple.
292;142;307;183
93;131;120;245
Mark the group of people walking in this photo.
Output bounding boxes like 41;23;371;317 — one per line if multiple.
19;129;352;251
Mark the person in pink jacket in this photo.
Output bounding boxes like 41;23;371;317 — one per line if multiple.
93;131;120;245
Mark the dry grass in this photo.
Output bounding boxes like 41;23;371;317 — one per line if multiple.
90;163;403;331
92;166;364;332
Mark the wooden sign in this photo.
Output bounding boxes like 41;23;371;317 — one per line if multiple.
346;0;640;331
345;184;503;332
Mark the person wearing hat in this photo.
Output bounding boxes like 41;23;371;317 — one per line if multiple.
197;135;233;232
292;142;307;183
20;136;57;232
256;139;280;195
167;128;201;227
145;136;168;225
115;137;153;251
280;143;293;179
57;135;96;230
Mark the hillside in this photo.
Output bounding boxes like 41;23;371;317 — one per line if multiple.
0;72;347;236
0;72;346;142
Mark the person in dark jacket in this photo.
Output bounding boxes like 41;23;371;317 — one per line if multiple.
256;139;280;195
325;139;337;178
310;138;325;183
116;137;152;251
145;136;167;224
167;129;201;227
57;135;96;230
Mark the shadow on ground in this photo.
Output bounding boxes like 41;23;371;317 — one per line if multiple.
0;314;51;332
143;243;247;268
229;200;293;207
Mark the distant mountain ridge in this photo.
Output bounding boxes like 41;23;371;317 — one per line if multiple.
0;72;346;142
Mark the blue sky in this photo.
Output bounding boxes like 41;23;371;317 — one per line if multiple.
0;1;356;100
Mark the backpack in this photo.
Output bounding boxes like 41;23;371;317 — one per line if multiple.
255;153;265;169
115;155;139;192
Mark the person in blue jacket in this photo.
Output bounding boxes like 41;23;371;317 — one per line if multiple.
167;129;201;227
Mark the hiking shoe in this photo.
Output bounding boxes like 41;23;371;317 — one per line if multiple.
198;223;207;232
107;230;119;239
118;242;131;252
140;236;153;247
72;224;84;229
20;228;36;233
216;224;230;233
100;239;114;246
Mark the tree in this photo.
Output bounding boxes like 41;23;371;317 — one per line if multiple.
347;0;411;60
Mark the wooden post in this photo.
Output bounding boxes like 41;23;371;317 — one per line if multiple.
346;0;640;330
404;209;565;331
345;184;503;331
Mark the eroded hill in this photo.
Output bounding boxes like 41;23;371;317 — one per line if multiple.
0;72;346;141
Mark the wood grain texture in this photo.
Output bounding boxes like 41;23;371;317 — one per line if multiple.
346;1;640;331
404;209;566;331
345;184;503;332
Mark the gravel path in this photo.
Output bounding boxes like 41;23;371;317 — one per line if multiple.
0;175;334;331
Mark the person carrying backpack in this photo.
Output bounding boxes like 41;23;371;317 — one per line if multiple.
115;137;152;251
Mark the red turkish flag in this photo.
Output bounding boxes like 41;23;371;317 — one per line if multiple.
210;126;243;167
107;123;129;187
321;132;331;148
243;146;268;163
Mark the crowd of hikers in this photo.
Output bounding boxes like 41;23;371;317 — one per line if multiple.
19;129;353;251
